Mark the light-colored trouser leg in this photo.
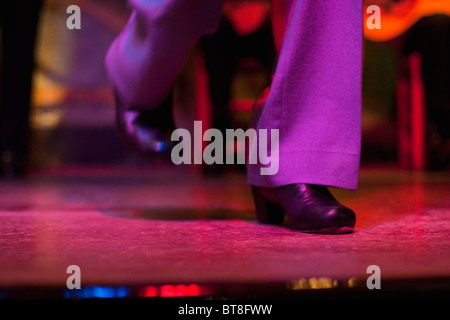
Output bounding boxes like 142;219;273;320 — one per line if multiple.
247;0;363;190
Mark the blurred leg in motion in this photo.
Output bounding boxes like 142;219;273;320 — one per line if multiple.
106;0;226;110
105;0;225;158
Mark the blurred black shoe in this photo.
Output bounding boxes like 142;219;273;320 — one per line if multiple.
115;92;176;160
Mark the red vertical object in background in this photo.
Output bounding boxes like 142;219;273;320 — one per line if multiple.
193;51;212;165
396;52;426;170
194;52;211;130
397;57;411;170
409;52;425;171
270;0;287;54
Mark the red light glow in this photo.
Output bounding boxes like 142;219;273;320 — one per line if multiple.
139;284;205;298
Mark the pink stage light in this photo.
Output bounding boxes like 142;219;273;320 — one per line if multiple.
139;284;205;298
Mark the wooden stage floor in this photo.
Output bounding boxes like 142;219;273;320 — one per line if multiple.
0;165;449;300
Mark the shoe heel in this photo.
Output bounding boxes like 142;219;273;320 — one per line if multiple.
251;186;285;225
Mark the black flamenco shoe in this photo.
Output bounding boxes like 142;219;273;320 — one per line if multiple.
115;92;176;160
251;184;356;234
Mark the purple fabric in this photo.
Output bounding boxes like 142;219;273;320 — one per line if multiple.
105;0;363;190
105;0;225;110
248;0;363;190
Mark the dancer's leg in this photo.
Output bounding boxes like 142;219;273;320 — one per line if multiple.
105;0;225;111
247;0;363;190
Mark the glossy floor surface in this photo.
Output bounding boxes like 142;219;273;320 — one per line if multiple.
0;165;449;299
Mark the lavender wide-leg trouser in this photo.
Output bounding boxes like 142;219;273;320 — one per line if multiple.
106;0;363;190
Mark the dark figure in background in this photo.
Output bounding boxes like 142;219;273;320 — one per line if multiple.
199;2;275;174
201;3;275;136
0;1;43;178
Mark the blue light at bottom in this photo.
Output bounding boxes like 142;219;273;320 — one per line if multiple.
63;286;130;299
